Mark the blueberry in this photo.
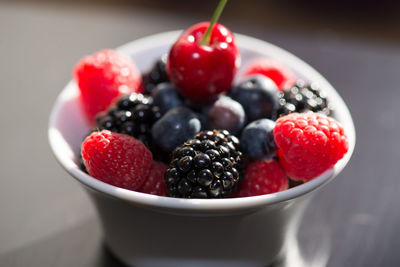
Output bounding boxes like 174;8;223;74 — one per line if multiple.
240;118;276;160
230;75;279;122
151;107;202;153
205;96;245;135
152;82;184;114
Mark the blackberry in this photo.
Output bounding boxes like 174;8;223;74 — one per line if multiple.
95;93;161;149
142;54;170;95
277;80;332;117
164;130;244;198
79;153;87;173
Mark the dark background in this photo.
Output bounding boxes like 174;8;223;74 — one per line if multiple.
1;0;399;266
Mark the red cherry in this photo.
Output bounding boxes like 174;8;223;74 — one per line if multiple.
243;58;296;90
167;22;240;103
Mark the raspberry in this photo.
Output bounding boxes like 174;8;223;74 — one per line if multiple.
138;161;168;196
273;113;348;181
81;130;152;190
243;58;296;90
73;49;142;124
236;160;288;197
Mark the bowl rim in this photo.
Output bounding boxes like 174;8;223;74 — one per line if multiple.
48;30;355;214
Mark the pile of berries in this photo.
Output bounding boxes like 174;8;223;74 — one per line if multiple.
75;6;348;199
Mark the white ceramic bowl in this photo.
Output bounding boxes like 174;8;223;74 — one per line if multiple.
48;31;355;267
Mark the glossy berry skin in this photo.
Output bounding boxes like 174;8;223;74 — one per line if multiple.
151;107;202;153
73;49;142;124
240;119;276;160
273;113;348;181
230;75;279;122
165;130;243;198
152;82;184;114
236;160;288;197
277;80;331;118
206;96;245;135
81;130;152;191
138;161;167;196
167;22;240;103
243;58;296;90
95;93;161;149
142;54;170;95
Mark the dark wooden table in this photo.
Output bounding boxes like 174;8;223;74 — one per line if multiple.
0;1;399;266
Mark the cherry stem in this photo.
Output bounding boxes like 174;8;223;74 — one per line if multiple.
199;0;228;46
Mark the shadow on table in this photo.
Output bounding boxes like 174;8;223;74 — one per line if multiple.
0;213;333;267
96;245;127;267
0;217;126;267
0;216;317;267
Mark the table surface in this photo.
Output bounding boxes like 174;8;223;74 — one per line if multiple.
1;1;399;266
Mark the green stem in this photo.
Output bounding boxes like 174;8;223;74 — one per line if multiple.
199;0;228;46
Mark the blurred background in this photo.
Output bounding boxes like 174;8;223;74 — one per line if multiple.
1;0;400;266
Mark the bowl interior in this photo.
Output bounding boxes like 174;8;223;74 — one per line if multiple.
48;31;355;214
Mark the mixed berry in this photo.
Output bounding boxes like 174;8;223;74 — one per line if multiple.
165;130;243;198
76;0;348;199
95;93;161;148
73;49;142;123
142;54;169;95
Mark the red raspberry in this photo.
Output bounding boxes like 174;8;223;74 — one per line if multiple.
81;130;152;190
138;161;168;196
273;113;349;181
243;58;296;90
236;160;288;197
73;49;142;124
